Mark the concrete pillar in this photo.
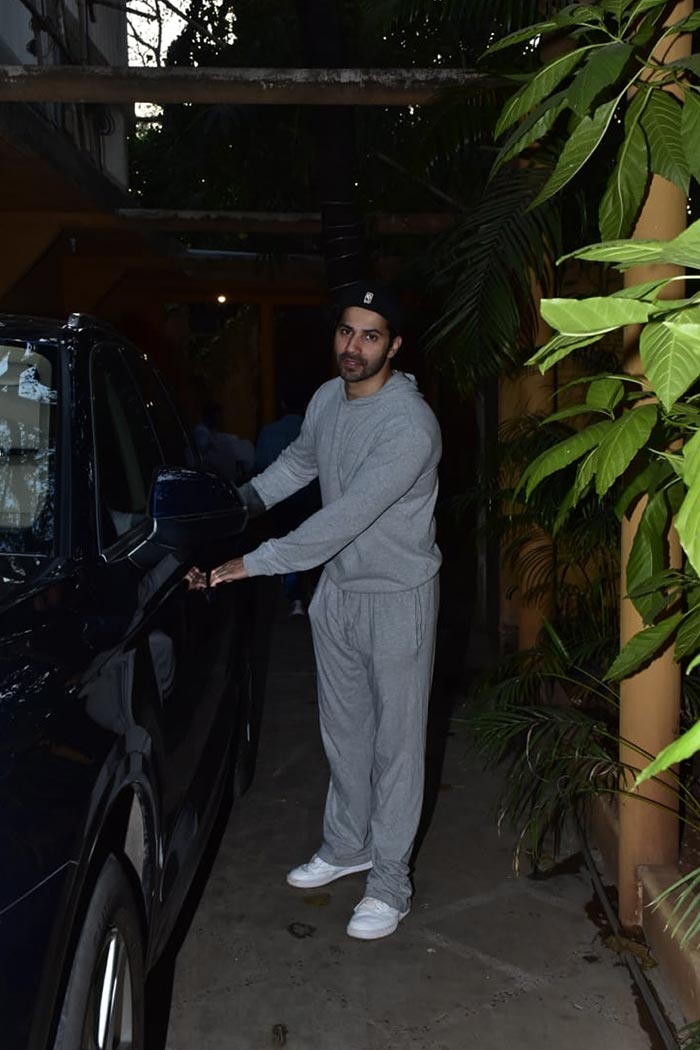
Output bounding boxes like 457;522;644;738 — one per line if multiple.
617;0;691;927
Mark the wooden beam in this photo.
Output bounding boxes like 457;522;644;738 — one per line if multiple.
0;65;500;106
11;209;457;235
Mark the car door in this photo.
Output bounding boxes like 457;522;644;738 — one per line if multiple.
88;343;234;914
122;349;246;820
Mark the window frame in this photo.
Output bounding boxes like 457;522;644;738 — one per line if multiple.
0;338;60;561
89;342;165;557
121;348;196;469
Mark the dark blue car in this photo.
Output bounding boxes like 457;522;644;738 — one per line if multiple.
0;313;258;1049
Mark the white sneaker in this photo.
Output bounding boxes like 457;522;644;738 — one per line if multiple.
346;896;410;940
290;599;305;616
286;854;372;889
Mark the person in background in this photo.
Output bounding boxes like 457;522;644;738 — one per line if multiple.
254;388;319;616
193;400;254;485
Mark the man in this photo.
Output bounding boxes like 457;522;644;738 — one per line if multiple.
211;282;442;940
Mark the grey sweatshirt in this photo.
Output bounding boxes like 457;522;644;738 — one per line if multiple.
242;372;442;592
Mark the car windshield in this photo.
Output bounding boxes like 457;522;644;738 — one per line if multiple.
0;342;57;558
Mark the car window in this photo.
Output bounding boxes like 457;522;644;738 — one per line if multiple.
0;343;57;556
91;345;163;548
127;352;195;468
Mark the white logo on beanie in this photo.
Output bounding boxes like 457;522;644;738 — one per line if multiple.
363;291;374;305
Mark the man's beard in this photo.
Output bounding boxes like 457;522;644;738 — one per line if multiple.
337;346;392;383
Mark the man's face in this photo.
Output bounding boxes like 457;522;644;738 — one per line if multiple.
334;306;400;385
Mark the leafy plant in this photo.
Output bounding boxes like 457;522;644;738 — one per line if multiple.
522;219;700;684
485;0;700;239
464;1;700;948
504;214;700;940
468;614;700;874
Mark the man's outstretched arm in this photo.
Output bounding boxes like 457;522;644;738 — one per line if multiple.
241;401;318;513
213;421;437;584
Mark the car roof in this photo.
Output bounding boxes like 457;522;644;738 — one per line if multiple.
0;313;118;344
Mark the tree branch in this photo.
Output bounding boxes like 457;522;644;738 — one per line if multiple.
15;0;73;60
126;15;159;64
91;0;156;19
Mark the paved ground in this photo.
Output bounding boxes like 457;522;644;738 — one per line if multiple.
162;586;669;1050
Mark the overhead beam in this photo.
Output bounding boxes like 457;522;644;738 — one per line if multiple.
0;65;501;106
12;209;458;235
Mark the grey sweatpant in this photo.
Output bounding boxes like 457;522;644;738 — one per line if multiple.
308;571;439;913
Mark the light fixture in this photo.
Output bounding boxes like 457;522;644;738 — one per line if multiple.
216;294;227;304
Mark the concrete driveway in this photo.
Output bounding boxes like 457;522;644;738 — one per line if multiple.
163;586;669;1050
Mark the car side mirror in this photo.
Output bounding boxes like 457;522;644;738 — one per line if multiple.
129;468;247;567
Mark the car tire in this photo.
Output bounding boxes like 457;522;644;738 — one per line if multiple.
53;853;145;1050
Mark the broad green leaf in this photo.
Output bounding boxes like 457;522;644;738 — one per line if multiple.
668;55;700;77
594;405;658;497
531;96;622;208
683;430;700;481
529;331;604;372
483;19;560;58
520;420;613;497
640;321;700;411
568;43;633;118
665;11;700;33
669;404;700;431
573;445;600;501
635;720;700;787
651;296;700;320
553;482;579;535
599;93;649;240
627;568;685;601
600;0;637;16
615;458;671;518
675;607;700;660
682;93;700;186
627;0;667;14
567;4;604;21
688;652;700;674
605;613;682;681
552;437;608;529
610;277;674;300
657;450;687;481
569;239;665;267
629;4;672;48
541;296;654;335
495;49;588;139
587;377;624;412
626;489;671;622
640;91;689;194
495;92;567;169
544;404;600;424
659;219;700;269
676;477;700;576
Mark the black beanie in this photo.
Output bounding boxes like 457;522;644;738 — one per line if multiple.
333;282;403;333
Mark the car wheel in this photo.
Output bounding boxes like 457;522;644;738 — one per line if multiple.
53;853;145;1050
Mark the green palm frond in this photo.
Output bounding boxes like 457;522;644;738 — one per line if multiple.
422;165;563;388
651;868;700;949
471;703;620;871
